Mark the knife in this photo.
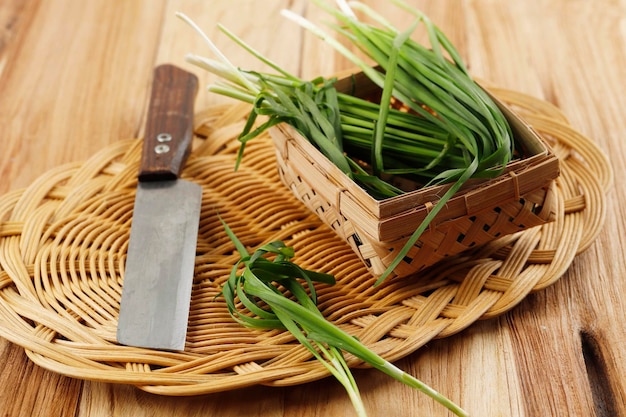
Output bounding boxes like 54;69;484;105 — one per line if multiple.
117;64;201;351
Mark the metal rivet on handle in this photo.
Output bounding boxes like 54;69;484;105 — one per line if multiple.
154;144;170;154
157;133;172;142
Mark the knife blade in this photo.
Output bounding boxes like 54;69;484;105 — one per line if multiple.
117;64;201;351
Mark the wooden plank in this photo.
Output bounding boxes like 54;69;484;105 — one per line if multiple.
0;0;624;416
463;1;626;416
0;344;81;417
0;0;167;194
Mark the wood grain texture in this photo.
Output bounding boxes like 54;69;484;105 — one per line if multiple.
0;1;624;416
138;64;198;180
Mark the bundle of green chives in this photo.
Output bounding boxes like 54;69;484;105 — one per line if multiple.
300;0;514;182
221;219;468;417
179;0;514;283
282;0;514;282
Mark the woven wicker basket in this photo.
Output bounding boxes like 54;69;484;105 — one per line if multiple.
0;89;612;394
270;70;560;279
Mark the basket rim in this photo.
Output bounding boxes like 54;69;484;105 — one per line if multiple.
270;71;560;241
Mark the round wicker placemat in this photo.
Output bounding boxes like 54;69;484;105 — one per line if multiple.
0;90;612;395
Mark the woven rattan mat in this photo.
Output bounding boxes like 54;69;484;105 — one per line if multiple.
0;89;612;395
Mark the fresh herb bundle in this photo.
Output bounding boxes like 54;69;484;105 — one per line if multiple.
220;219;468;417
179;0;514;283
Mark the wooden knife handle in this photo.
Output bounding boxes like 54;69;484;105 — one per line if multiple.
139;64;199;181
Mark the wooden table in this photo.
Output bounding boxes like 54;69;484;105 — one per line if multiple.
1;1;624;416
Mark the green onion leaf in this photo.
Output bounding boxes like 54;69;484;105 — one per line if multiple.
220;218;468;417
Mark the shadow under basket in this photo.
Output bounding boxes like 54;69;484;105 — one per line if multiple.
269;70;560;279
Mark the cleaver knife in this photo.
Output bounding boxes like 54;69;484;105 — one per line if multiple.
117;64;201;351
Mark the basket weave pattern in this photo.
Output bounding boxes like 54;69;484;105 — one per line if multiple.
273;136;558;277
0;91;612;395
270;75;561;279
